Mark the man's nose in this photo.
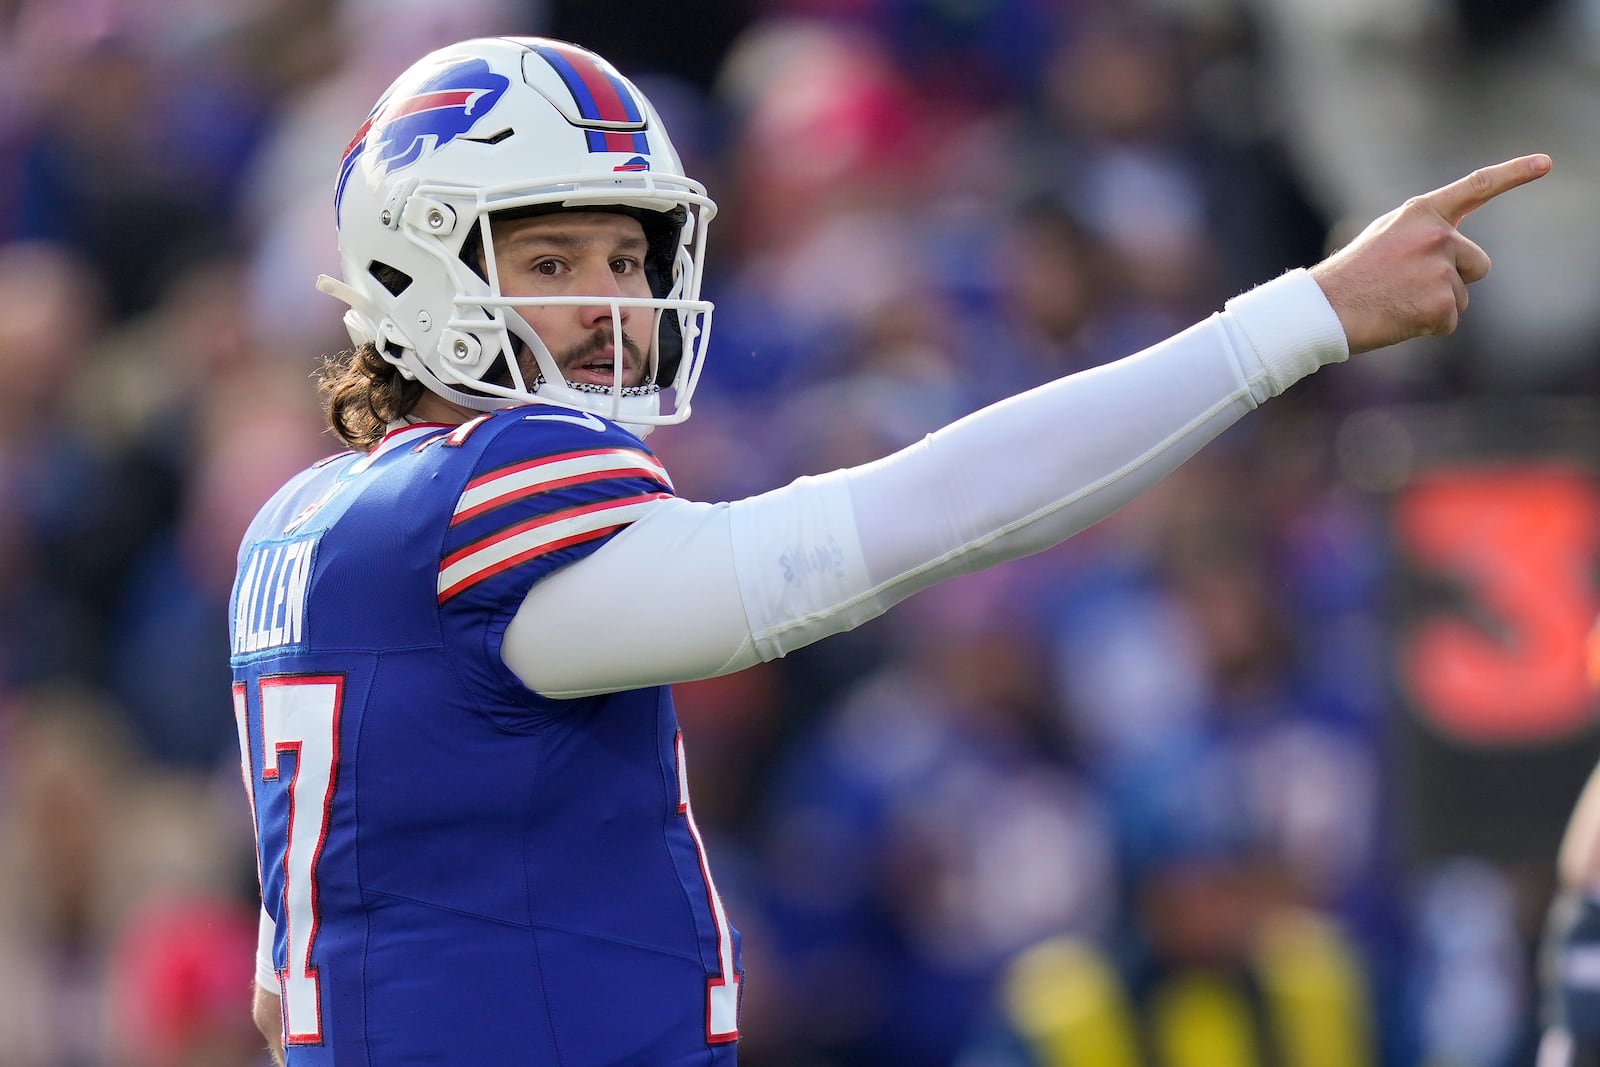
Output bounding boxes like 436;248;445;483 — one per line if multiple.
577;265;630;329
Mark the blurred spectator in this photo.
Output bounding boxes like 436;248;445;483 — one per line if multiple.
241;0;535;354
109;345;330;768
0;242;156;691
1409;859;1531;1067
0;684;264;1066
1032;14;1223;313
981;193;1186;402
55;244;331;767
1027;440;1411;1054
756;571;1119;1066
108;894;263;1067
0;688;127;1066
711;18;932;396
960;908;1377;1067
763;0;1062;109
4;3;277;320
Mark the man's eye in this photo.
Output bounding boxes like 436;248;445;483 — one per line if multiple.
532;259;563;276
612;258;640;275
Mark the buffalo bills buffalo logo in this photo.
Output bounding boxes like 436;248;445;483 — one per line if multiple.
335;58;510;215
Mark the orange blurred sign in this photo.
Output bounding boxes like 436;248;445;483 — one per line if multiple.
1394;465;1600;745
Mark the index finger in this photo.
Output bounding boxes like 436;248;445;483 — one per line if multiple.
1425;153;1552;225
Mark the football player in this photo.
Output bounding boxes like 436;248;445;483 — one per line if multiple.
232;35;1549;1066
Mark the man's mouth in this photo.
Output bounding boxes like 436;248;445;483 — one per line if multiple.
561;331;648;388
567;349;630;386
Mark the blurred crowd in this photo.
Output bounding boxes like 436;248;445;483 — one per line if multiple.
1;0;1597;1064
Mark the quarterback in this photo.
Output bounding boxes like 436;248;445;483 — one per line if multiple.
231;34;1549;1066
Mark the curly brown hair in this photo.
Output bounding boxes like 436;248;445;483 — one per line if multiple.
315;343;428;451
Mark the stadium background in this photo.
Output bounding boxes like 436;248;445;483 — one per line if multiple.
0;0;1596;1063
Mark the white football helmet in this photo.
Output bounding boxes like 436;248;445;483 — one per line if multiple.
319;36;717;434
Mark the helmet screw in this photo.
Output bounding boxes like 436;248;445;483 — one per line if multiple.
453;340;470;360
417;311;432;332
380;209;393;226
427;209;445;229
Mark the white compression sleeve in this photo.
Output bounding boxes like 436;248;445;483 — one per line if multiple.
504;269;1346;696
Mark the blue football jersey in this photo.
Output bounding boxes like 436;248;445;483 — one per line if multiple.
229;408;742;1065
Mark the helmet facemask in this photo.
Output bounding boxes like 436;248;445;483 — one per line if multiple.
453;202;696;427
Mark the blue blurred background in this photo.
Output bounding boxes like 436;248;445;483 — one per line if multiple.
0;0;1597;1063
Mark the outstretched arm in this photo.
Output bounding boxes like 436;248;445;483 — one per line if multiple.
503;156;1552;697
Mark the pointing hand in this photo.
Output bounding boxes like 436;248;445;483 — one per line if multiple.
1309;153;1553;355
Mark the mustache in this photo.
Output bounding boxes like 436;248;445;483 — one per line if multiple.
561;329;643;365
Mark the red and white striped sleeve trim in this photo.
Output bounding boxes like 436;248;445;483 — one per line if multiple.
437;492;671;602
451;447;673;526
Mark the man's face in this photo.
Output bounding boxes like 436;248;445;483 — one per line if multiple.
491;210;655;388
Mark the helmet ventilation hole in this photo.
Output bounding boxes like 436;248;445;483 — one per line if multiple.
368;261;413;296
